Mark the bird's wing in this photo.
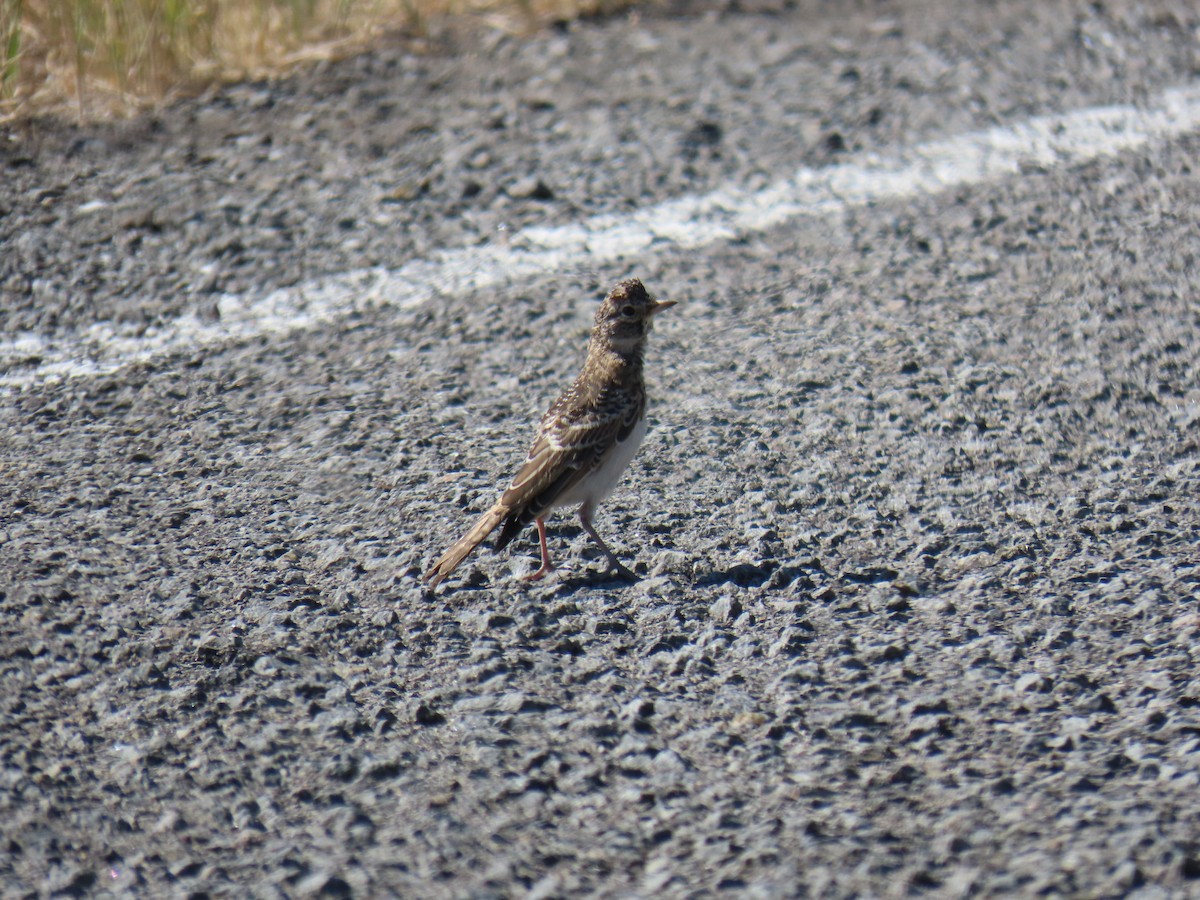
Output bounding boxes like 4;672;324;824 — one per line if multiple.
500;387;643;518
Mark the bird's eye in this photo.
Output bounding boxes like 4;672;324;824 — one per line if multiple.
620;305;637;318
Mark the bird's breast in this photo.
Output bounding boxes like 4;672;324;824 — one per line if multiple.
554;412;649;510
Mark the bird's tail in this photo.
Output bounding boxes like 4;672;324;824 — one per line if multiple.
424;504;509;589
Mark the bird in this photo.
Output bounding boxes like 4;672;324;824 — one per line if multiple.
424;278;675;589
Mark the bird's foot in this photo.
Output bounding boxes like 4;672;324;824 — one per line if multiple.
523;564;556;582
606;560;639;583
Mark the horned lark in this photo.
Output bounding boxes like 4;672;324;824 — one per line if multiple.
425;278;674;589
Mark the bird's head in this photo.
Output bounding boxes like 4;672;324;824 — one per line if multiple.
594;279;676;352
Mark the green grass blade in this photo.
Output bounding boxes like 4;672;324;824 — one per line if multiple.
1;0;22;97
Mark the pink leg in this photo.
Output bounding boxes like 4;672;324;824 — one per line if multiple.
580;505;638;582
524;518;556;580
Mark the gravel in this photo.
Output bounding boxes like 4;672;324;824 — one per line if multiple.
3;0;1200;896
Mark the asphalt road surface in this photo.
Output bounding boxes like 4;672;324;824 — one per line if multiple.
3;0;1200;896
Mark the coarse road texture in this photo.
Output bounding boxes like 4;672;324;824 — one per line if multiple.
3;0;1200;896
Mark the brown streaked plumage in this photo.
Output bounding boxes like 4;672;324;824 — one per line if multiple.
424;278;675;589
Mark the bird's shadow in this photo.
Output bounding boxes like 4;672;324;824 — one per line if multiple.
538;560;815;592
692;560;824;590
550;568;639;591
508;555;638;592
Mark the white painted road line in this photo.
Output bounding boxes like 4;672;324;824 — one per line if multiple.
3;83;1200;390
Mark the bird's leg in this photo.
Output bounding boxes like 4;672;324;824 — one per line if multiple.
580;505;638;582
524;517;556;580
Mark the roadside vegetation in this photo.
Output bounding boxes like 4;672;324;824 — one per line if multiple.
0;0;627;122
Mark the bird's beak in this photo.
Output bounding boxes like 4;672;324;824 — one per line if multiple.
650;299;677;314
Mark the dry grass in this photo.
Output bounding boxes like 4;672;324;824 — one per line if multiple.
0;0;629;123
